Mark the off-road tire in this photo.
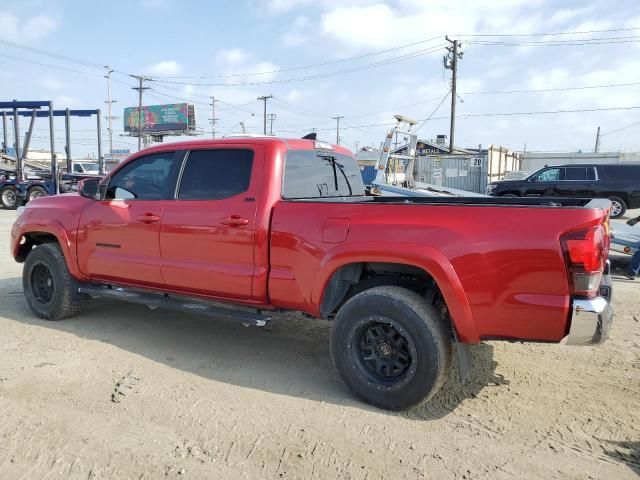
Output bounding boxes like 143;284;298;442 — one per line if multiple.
608;196;627;218
23;243;82;320
1;186;21;210
330;286;452;411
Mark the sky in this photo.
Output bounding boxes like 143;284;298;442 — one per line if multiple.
1;0;640;158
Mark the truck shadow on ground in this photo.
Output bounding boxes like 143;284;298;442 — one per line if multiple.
0;276;505;420
603;440;640;476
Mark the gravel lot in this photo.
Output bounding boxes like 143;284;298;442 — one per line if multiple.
0;207;638;479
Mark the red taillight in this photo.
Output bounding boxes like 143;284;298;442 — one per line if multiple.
561;225;609;297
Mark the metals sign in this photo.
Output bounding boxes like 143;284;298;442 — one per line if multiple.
123;103;193;133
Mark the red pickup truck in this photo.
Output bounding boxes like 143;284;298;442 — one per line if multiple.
10;137;613;410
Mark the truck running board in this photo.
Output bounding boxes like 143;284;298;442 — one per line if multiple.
78;285;271;326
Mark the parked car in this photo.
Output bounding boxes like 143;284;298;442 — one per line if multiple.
72;162;100;175
487;163;640;218
11;137;613;410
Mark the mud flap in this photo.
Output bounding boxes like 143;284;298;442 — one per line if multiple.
453;329;472;383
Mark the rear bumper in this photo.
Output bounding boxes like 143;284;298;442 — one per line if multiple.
566;262;613;346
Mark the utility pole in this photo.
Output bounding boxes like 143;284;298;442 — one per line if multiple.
444;36;463;153
332;115;343;145
209;96;218;138
257;95;273;135
104;66;118;160
2;112;7;153
131;75;150;151
267;113;277;135
594;126;601;153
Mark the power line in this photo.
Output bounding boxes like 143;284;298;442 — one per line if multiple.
148;35;444;78
276;105;640;134
466;37;640;47
460;81;640;95
0;52;105;78
458;105;640;118
456;27;640;37
601;119;640;136
149;44;447;87
415;92;451;132
0;39;104;68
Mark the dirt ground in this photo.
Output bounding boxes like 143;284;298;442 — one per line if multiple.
0;208;638;480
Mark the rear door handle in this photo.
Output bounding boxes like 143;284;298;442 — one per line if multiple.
136;213;160;224
220;215;249;227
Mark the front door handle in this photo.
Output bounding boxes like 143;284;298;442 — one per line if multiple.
137;213;160;224
220;215;249;227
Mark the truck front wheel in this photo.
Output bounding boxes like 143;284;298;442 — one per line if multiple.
23;243;82;320
330;286;451;411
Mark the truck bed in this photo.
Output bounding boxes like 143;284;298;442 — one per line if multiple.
269;196;611;343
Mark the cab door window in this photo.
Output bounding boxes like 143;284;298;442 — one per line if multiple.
105;152;180;200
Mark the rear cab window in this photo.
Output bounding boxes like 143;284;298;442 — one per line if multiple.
178;149;253;200
282;149;366;199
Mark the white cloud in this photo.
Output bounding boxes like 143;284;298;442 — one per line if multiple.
39;75;65;89
0;11;18;39
248;61;279;83
267;0;314;13
23;15;57;41
146;60;182;76
280;16;311;47
285;89;303;103
275;1;547;53
216;48;248;65
0;11;57;42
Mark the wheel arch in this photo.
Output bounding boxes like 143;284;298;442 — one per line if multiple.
12;221;88;282
315;243;479;343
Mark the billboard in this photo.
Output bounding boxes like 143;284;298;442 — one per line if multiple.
123;103;194;134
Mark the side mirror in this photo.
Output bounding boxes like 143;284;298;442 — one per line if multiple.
78;178;100;200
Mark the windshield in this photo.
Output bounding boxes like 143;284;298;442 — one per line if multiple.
80;163;99;171
282;149;365;199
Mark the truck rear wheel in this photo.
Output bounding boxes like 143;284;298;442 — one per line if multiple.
1;186;21;210
330;286;451;411
27;186;47;202
23;243;82;321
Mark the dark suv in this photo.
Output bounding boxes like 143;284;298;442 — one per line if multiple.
487;164;640;218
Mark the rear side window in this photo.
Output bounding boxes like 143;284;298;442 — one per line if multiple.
178;149;253;200
565;167;587;180
600;165;640;181
283;150;365;199
106;152;178;200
